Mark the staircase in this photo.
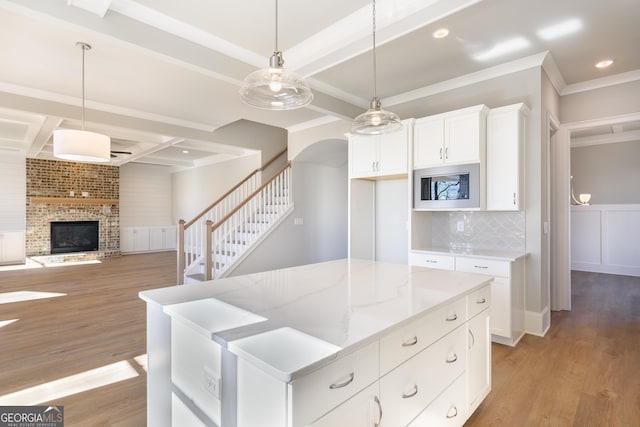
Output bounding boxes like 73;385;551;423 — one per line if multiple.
177;160;293;284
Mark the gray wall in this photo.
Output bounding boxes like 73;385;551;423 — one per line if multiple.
561;80;640;123
231;153;349;276
572;140;640;204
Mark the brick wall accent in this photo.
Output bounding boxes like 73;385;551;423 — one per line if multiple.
26;159;120;258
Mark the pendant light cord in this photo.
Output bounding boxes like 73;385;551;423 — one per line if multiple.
275;0;279;52
81;43;86;131
372;0;377;100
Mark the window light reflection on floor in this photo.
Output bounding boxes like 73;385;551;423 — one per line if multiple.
0;319;18;328
0;360;140;406
0;291;66;305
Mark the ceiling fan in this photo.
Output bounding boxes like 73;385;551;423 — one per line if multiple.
110;150;132;158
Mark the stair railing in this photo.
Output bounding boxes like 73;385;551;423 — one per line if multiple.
204;161;292;280
177;149;287;284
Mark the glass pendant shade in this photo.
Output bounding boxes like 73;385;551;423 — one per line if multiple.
351;98;403;135
240;52;313;110
53;129;111;162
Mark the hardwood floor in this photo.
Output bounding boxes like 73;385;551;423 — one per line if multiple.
1;257;639;426
466;270;640;427
0;252;176;427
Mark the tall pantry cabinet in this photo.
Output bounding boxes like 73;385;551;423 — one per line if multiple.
348;119;413;264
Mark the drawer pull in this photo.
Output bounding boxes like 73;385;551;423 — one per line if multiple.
446;406;458;419
474;265;489;269
445;353;458;364
468;330;475;349
426;259;437;264
476;297;486;304
402;385;418;399
445;313;458;322
402;336;418;347
374;395;383;427
329;372;354;390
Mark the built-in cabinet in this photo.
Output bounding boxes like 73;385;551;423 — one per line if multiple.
413;105;488;169
0;231;25;265
121;226;176;253
411;250;525;346
349;119;411;179
486;103;528;210
236;284;490;427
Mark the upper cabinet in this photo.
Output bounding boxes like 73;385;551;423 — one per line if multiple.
413;105;488;169
486;103;529;211
349;119;412;179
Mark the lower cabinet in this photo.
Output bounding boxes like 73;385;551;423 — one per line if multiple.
411;250;525;346
236;286;490;427
121;226;176;253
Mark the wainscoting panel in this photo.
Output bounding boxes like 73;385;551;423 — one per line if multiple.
571;204;640;277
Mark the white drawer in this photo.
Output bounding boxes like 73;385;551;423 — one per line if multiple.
410;251;455;270
380;325;467;427
380;296;466;374
408;372;467;427
467;284;491;319
291;340;378;427
455;256;510;277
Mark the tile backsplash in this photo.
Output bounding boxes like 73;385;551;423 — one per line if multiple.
432;211;525;252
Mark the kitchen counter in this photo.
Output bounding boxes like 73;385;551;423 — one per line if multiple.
413;246;526;261
140;258;493;426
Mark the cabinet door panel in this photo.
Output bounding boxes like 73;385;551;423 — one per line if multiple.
490;277;511;338
445;113;481;164
413;119;444;168
487;108;523;210
350;135;378;178
467;309;491;414
378;126;408;175
309;382;380;427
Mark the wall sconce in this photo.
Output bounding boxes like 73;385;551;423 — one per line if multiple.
570;176;591;205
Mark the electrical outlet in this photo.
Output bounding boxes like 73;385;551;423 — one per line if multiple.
456;221;464;232
203;367;221;399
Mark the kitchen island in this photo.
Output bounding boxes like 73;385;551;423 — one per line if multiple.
140;258;493;427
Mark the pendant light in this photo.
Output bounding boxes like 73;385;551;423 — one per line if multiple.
239;0;313;110
350;0;402;135
53;42;111;163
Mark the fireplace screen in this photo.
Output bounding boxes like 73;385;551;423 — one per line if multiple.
50;221;99;254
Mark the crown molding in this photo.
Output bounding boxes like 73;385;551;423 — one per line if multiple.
561;70;640;96
571;129;640;148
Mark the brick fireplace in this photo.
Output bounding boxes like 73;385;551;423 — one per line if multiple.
26;158;120;259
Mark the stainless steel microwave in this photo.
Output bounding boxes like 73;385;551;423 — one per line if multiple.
414;163;481;210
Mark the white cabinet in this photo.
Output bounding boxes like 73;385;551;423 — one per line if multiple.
309;381;380;427
349;120;411;178
413;105;488;169
121;226;177;253
408;373;467;427
466;288;491;414
150;227;177;251
410;250;525;346
0;231;25;265
455;255;525;346
487;103;528;210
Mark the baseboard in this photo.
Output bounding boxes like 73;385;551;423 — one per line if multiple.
572;262;640;277
525;306;550;337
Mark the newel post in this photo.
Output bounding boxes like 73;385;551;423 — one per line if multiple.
177;219;185;285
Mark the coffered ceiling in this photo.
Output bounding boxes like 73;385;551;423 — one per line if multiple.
0;0;638;169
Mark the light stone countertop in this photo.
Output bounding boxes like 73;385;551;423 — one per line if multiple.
412;247;527;261
141;258;492;381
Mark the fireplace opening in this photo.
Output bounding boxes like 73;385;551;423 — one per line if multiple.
50;221;99;254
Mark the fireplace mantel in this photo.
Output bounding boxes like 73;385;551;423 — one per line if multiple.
30;197;119;205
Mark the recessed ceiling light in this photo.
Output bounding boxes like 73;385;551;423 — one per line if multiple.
432;28;449;39
595;59;613;69
182;150;189;154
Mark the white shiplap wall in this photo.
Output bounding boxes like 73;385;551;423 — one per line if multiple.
0;152;26;230
120;163;173;227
